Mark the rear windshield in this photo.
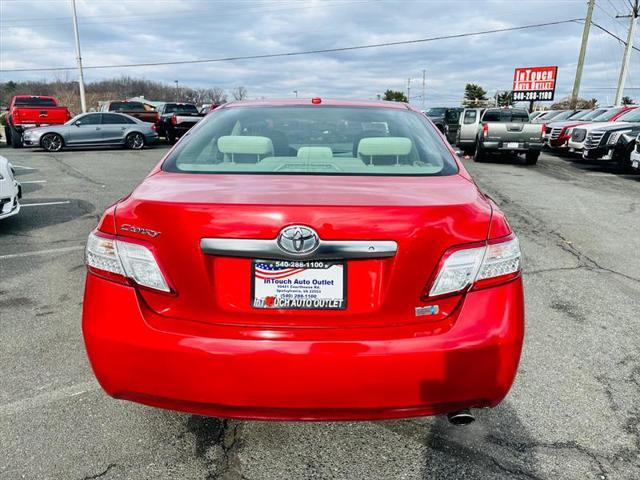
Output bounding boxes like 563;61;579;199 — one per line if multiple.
567;110;589;120
109;102;147;112
14;97;57;107
164;103;199;114
482;109;529;122
162;106;458;176
425;107;447;116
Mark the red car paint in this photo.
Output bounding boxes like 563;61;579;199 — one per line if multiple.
82;99;524;421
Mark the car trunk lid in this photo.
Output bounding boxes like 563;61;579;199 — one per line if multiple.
113;173;492;328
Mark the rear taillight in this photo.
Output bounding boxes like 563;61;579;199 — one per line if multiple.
150;123;156;132
541;124;547;135
85;231;170;292
482;123;489;138
171;114;177;125
426;234;521;298
155;112;160;122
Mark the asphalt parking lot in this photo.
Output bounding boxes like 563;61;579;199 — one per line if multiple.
1;144;639;480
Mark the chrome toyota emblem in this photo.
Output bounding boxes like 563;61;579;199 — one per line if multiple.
277;225;319;255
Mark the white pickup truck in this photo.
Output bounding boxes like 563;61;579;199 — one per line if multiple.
457;107;545;165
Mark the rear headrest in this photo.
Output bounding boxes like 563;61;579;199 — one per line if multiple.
357;137;412;157
297;146;333;160
217;136;274;156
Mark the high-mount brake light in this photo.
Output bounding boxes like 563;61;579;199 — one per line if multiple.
427;235;521;298
85;231;170;292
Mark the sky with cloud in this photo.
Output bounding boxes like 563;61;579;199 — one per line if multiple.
0;0;639;107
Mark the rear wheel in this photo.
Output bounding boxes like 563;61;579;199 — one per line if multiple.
41;133;64;152
474;141;487;162
126;132;145;150
9;124;23;148
524;151;539;165
165;127;176;144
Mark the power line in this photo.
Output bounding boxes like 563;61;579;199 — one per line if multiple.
590;20;640;51
0;18;584;73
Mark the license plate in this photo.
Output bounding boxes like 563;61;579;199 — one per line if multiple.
506;142;519;149
252;259;346;309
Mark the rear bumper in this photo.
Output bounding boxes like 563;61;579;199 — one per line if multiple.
483;141;543;152
82;274;524;420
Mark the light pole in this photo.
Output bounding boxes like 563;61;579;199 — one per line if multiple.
293;90;298;98
174;80;179;102
71;0;86;113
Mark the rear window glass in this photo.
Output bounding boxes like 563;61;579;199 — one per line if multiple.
539;111;563;120
109;102;147;112
103;113;135;124
482;110;529;122
164;104;199;114
580;109;607;120
14;97;57;107
162;106;458;176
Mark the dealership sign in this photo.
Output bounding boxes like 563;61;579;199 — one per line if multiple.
512;66;558;102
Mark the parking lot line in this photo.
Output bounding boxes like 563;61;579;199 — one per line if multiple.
20;200;71;207
0;379;100;416
20;180;47;184
12;165;36;170
0;245;84;260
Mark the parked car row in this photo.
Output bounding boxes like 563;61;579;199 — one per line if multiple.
3;96;207;151
540;106;640;172
426;105;640;172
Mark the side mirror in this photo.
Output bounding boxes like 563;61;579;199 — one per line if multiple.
74;120;82;126
454;149;464;157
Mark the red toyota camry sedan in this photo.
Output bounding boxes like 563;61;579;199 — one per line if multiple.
82;98;524;424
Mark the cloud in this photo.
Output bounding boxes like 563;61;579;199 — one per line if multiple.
1;0;638;105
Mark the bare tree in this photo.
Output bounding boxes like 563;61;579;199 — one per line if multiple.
232;86;248;101
210;87;228;104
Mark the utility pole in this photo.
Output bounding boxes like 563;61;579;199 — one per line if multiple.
614;0;639;105
422;70;426;110
570;0;595;109
175;80;179;101
71;0;86;113
407;78;411;103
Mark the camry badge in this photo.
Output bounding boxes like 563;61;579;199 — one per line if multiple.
277;225;319;255
120;224;161;238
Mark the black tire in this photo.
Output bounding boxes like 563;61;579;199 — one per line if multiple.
617;144;635;173
126;132;145;150
165;127;176;144
524;150;540;165
474;140;487;162
41;133;64;152
9;124;23;148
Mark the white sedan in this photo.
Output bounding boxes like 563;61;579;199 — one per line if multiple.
0;155;21;220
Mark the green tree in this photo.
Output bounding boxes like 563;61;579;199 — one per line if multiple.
621;96;635;105
497;91;514;107
383;89;408;102
463;83;488;107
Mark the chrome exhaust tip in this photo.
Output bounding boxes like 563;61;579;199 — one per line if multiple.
446;409;475;426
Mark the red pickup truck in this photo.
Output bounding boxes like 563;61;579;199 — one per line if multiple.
5;96;71;148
